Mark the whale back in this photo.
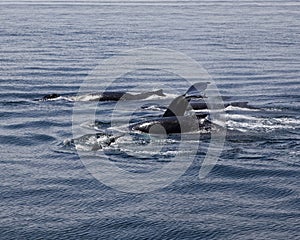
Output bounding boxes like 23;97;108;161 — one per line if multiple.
42;93;60;100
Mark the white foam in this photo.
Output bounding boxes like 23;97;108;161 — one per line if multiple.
142;105;165;111
273;117;300;125
118;147;193;157
225;105;259;111
43;96;65;101
68;94;101;102
227;114;258;121
226;116;299;132
142;95;168;100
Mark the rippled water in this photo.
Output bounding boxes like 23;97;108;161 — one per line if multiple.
1;1;300;239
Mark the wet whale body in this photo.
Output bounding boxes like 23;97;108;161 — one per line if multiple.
130;114;211;134
132;100;256;134
189;100;254;110
130;82;256;134
130;83;214;134
42;89;165;101
64;132;124;151
130;95;212;134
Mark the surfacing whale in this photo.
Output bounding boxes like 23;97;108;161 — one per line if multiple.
64;132;124;151
130;113;211;134
189;100;255;110
42;89;165;101
130;83;213;134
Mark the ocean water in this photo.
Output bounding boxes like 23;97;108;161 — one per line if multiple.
0;1;300;239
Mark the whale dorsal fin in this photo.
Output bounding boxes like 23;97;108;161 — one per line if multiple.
153;89;165;97
185;82;209;97
162;82;209;117
162;95;189;117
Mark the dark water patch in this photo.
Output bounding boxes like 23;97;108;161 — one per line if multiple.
43;218;229;240
258;139;300;147
2;120;70;130
0;92;43;100
34;177;99;190
0;100;36;107
243;210;300;221
20;71;88;78
1;106;73;122
0;159;31;165
0;134;56;146
211;164;300;180
23;66;90;72
0;111;28;119
0;186;66;202
169;172;296;200
280;198;300;212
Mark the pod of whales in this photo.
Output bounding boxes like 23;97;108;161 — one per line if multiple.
64;82;257;149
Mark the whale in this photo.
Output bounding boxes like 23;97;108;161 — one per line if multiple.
189;100;254;110
42;89;166;101
129;82;213;134
130;94;211;134
130;113;211;134
64;132;124;151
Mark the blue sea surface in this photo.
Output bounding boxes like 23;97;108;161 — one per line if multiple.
0;1;300;239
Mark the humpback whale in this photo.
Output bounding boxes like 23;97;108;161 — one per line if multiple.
130;114;211;134
42;89;165;101
189;100;253;110
130;82;213;134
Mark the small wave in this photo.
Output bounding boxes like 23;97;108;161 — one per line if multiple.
273;117;300;125
141;94;169;101
227;116;300;133
80;120;111;131
227;114;258;121
225;105;259;111
141;104;166;111
118;147;194;159
38;96;65;101
67;94;101;102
